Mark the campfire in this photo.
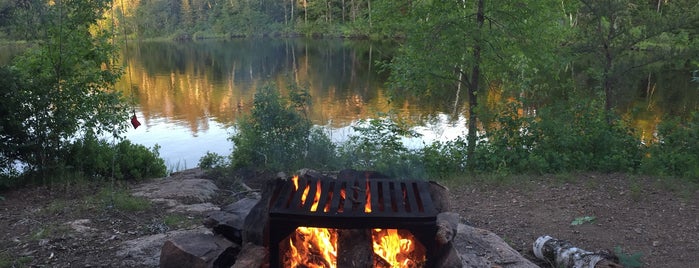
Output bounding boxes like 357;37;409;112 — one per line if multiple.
268;173;438;267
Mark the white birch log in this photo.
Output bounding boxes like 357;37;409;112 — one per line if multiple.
532;236;623;268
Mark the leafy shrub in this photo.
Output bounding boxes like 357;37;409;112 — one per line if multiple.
533;100;642;173
338;115;426;179
470;97;642;175
421;137;469;178
66;135;166;181
642;113;699;180
229;83;337;172
198;152;228;170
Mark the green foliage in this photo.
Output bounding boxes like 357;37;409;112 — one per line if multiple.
470;97;642;174
229;82;336;172
66;135;167;181
641;113;699;181
1;0;129;180
338;115;425;179
198;152;228;170
91;187;151;212
421;137;468;179
614;246;644;268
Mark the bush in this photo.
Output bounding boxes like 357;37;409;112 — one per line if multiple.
469;97;642;175
642;113;699;180
421;137;469;178
66;135;166;181
198;152;228;170
338;115;426;179
229;83;337;172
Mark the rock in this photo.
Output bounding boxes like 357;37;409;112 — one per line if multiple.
117;227;211;267
243;179;278;245
132;169;218;202
436;212;459;245
160;232;237;268
231;243;267;268
429;181;452;213
221;197;260;220
169;202;220;214
454;224;538;268
204;211;243;244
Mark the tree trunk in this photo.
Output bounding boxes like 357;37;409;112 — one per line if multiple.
466;0;484;172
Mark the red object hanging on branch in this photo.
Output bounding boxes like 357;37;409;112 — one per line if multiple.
131;113;141;129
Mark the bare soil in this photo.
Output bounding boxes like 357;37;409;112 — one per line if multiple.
447;173;699;267
1;172;697;267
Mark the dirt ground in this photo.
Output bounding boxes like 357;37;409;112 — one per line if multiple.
447;173;699;268
1;172;697;267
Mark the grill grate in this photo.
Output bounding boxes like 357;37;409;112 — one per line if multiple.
267;174;439;267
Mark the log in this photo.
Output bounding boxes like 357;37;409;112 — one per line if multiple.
532;235;623;268
337;229;373;267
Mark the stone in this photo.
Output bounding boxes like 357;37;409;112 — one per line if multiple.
454;224;538;268
204;211;243;244
117;227;211;267
436;212;460;245
169;202;220;214
159;232;236;268
221;197;260;220
231;243;267;268
243;179;278;245
132;168;218;202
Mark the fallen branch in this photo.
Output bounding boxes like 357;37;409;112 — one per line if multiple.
532;235;623;268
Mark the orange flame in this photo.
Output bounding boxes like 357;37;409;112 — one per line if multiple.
285;227;338;268
365;180;372;213
284;228;425;268
292;175;299;191
373;229;425;267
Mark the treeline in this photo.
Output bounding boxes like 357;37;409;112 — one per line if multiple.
0;0;379;40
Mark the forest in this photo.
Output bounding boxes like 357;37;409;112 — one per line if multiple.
1;0;699;184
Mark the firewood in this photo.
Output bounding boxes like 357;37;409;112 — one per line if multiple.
532;235;623;268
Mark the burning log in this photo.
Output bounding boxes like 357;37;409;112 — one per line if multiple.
337;229;373;267
532;236;623;268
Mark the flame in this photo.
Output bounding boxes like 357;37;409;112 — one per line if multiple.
292;175;299;191
365;180;372;213
284;228;425;268
372;229;425;268
285;227;338;268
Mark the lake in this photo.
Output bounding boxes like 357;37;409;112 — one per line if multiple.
117;39;470;168
2;39;692;170
115;38;698;169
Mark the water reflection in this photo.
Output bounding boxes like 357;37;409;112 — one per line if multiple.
118;39;461;166
116;39;697;167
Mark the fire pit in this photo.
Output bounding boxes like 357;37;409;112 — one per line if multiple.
267;172;439;267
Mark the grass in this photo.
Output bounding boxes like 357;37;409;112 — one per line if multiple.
88;188;151;212
29;224;71;241
0;252;32;268
163;214;197;229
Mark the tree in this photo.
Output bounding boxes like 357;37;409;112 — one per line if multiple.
382;0;563;171
1;0;127;176
573;0;699;121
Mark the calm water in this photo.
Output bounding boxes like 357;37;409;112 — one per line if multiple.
2;40;693;169
118;39;468;168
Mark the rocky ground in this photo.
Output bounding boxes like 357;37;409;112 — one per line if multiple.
0;170;697;267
